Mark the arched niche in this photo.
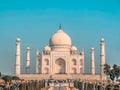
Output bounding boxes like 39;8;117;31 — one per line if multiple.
44;67;49;74
80;68;83;73
45;59;49;65
72;59;77;65
55;58;66;74
80;59;83;65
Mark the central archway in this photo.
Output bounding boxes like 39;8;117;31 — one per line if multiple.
55;58;66;74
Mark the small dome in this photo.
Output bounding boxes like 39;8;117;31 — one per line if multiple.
16;38;20;42
27;47;30;50
44;45;51;51
71;46;77;51
101;38;104;42
49;29;72;46
91;48;94;50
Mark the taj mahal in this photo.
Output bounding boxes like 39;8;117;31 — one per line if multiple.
15;25;106;80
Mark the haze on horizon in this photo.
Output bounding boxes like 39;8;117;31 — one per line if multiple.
0;0;120;75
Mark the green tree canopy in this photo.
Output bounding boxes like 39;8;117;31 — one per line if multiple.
2;75;12;83
11;76;20;80
0;72;1;78
104;64;120;81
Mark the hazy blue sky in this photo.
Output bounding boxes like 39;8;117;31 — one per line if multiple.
0;0;120;75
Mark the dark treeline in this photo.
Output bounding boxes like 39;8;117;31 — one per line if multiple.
104;64;120;81
1;63;120;90
0;79;45;90
0;73;44;90
73;80;120;90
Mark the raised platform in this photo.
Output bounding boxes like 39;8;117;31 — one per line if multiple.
19;74;101;80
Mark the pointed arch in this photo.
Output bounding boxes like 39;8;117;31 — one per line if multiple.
72;59;77;65
55;58;66;74
80;59;83;65
44;67;49;74
45;59;49;65
80;68;83;73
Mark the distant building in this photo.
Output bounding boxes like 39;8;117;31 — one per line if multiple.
15;25;106;80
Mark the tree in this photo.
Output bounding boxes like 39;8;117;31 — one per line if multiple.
0;72;1;78
19;84;25;90
104;64;115;81
113;64;120;80
2;75;12;83
104;64;120;81
104;64;111;75
109;69;115;81
12;76;20;80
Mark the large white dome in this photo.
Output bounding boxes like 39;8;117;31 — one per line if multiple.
49;29;72;46
49;29;72;51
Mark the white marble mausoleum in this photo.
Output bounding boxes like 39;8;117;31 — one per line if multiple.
15;25;106;80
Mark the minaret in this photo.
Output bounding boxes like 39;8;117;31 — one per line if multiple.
15;38;21;76
100;38;106;80
36;50;39;73
81;49;84;74
26;47;30;74
91;48;95;75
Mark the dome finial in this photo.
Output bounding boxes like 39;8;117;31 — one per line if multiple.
59;24;62;29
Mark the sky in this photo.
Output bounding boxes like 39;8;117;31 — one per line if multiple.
0;0;120;75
